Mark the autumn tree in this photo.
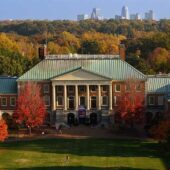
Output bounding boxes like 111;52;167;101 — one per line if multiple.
14;82;46;134
0;118;8;142
115;78;145;128
148;47;170;73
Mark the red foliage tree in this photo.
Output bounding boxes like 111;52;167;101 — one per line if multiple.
0;119;8;142
14;82;46;134
115;78;145;128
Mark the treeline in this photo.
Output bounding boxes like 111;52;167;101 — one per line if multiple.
0;19;170;76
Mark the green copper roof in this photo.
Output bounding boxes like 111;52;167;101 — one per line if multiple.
18;55;146;81
0;77;17;94
147;76;170;93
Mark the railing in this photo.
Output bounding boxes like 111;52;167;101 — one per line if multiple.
45;54;120;60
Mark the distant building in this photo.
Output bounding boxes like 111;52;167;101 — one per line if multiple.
130;13;141;20
121;6;129;20
91;8;103;20
115;15;121;20
77;14;89;21
145;10;154;20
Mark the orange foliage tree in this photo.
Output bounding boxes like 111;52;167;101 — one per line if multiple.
14;82;47;134
115;78;145;128
0;119;8;142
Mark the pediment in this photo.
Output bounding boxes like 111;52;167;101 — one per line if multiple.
51;69;111;81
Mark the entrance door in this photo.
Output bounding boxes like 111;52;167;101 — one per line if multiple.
68;96;75;110
80;96;86;107
91;96;97;109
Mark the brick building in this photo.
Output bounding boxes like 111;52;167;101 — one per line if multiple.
0;54;169;125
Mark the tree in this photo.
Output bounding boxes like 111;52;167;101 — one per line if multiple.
14;82;46;134
79;40;102;54
0;119;8;142
150;115;170;143
115;78;145;128
148;47;170;73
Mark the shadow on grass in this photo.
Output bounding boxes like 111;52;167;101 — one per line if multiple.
0;138;169;169
0;138;160;157
9;166;156;170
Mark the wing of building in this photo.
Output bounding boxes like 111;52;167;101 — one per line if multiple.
0;54;169;125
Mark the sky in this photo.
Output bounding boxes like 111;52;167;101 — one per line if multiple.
0;0;169;20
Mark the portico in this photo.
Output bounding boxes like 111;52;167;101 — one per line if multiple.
51;68;113;112
52;82;113;112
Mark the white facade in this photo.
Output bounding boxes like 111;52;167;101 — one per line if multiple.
130;13;141;20
121;6;129;20
77;14;89;21
145;10;154;20
91;8;103;20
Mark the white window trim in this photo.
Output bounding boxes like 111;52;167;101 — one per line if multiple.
68;86;74;93
102;86;108;92
115;84;121;92
44;96;50;106
79;86;86;92
158;96;164;106
79;96;86;106
90;96;97;109
57;96;64;106
102;96;108;106
43;84;49;93
10;97;16;107
148;96;155;106
1;97;7;106
91;86;97;92
57;86;63;93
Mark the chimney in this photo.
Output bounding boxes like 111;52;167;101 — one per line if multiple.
119;44;126;60
38;45;47;60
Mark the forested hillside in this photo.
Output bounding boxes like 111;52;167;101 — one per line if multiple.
0;19;170;76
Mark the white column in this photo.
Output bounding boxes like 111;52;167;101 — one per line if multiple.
52;85;56;110
86;85;90;110
109;84;113;110
98;85;101;110
64;85;67;111
75;85;79;110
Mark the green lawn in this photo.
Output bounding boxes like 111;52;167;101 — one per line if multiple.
0;138;169;170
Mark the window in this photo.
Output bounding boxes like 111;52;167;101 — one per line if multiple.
115;84;121;92
79;96;86;106
136;84;141;91
1;97;7;106
148;96;155;106
158;96;164;106
79;86;85;92
57;96;63;106
10;97;16;106
68;86;74;92
102;86;108;92
91;85;97;92
125;84;130;91
44;96;50;106
91;96;97;109
68;96;75;109
57;86;63;93
102;96;108;106
43;84;49;93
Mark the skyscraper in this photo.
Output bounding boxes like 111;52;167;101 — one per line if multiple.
130;13;141;20
91;8;103;20
121;6;129;19
145;10;154;20
77;14;89;21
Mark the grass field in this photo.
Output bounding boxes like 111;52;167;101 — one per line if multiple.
0;138;169;170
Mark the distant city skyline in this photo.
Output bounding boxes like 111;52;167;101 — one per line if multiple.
0;0;169;20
